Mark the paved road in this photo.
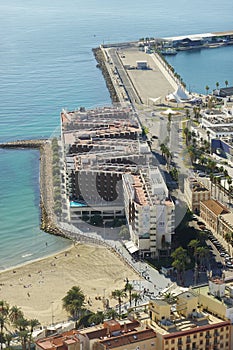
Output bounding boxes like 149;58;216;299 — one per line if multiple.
109;48;141;105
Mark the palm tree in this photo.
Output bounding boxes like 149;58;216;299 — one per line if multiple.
197;246;209;271
171;247;189;285
216;82;219;90
28;319;40;350
207;159;217;173
160;143;166;158
225;80;228;88
188;239;200;285
188;240;199;265
62;286;85;322
111;289;126;316
124;282;134;307
88;311;105;325
205;85;209;95
14;317;30;350
131;292;142;307
183;127;189;146
105;308;118;320
0;301;9;350
9;306;23;325
185;109;190;120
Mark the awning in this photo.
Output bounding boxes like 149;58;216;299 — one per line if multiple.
125;241;139;254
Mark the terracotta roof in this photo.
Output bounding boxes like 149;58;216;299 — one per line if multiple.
201;199;229;216
84;320;140;339
99;329;156;349
36;331;79;350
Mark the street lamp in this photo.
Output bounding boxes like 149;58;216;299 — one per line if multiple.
51;302;54;325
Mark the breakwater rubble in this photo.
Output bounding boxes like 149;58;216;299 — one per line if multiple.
92;47;119;103
0;139;64;238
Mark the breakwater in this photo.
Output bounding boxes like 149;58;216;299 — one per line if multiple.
0;139;63;238
92;47;120;103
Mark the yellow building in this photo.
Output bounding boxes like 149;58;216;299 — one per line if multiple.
148;290;231;350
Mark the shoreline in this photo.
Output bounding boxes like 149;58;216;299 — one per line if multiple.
0;242;73;274
0;243;140;325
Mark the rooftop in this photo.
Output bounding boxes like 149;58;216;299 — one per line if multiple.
201;199;229;216
36;330;79;350
219;212;233;229
98;328;156;349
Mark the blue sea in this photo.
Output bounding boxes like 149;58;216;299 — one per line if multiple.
0;0;232;269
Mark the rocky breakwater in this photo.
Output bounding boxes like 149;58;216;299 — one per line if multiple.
0;139;66;239
92;47;120;103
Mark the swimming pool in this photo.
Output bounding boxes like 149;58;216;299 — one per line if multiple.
70;201;87;207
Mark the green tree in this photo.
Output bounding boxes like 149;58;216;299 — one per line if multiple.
9;306;23;325
197;246;209;269
88;311;105;325
171;247;189;285
188;239;199;266
124;282;134;307
28;319;40;350
225;80;228;88
216;82;219;90
111;289;126;316
105;308;118;320
13;317;30;350
131;292;142;307
205;85;209;95
62;286;85;322
0;301;9;350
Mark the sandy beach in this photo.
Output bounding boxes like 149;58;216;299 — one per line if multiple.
0;244;140;325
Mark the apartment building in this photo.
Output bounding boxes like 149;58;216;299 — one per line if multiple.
148;290;231;350
78;319;157;350
200;199;229;234
184;177;210;214
211;137;233;162
123;167;175;258
60;106;174;257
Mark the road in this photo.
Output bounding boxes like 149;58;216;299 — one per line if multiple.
108;48;141;105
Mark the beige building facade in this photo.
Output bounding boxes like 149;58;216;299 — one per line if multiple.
184;177;210;214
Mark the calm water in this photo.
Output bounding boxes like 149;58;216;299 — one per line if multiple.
0;0;232;269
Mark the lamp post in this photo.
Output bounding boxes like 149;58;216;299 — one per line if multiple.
51;302;54;325
103;220;106;241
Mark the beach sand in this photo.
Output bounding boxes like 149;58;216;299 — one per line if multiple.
0;244;140;325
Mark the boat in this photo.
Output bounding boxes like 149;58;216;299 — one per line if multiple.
160;48;177;55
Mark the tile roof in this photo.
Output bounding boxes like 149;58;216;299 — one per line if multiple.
36;330;79;350
99;329;156;349
201;199;229;216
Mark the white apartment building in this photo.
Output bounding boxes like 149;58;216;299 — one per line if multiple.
123;167;175;258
